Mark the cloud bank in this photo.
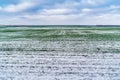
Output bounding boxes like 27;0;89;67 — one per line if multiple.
0;0;120;25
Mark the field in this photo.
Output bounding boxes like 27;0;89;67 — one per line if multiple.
0;26;120;80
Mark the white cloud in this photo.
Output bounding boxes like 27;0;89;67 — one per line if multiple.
81;8;92;13
81;0;107;5
81;0;96;5
2;2;34;12
0;7;2;10
53;0;80;8
1;12;120;25
22;7;79;20
0;0;120;25
40;8;74;15
109;5;120;9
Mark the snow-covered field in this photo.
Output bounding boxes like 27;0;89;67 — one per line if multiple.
0;26;120;80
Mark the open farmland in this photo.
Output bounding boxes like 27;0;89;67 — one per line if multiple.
0;26;120;80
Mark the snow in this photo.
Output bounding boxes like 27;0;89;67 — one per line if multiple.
0;40;120;80
0;27;120;80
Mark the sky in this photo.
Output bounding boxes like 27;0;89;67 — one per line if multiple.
0;0;120;25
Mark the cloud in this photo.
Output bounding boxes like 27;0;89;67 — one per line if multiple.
109;5;120;9
40;8;75;15
81;0;96;5
0;7;2;10
81;0;105;5
1;11;120;25
22;6;78;20
83;13;120;25
0;0;120;25
1;2;34;12
81;8;93;13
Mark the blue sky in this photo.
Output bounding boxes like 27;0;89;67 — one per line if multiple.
0;0;120;25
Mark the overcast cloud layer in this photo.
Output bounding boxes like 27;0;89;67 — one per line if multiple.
0;0;120;25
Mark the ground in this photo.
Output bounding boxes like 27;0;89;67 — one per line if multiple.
0;26;120;80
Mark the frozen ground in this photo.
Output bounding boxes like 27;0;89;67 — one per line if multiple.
0;26;120;80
